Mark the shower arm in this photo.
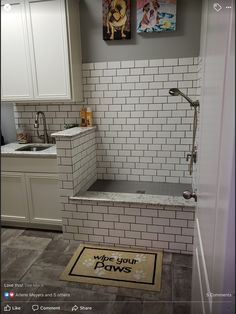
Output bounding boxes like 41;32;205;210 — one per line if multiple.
169;88;199;108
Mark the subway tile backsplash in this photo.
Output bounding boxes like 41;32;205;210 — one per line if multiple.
14;57;199;184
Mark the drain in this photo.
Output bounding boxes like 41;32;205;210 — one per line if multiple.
136;190;146;194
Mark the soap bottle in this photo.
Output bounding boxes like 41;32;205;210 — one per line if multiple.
80;106;87;127
86;107;93;126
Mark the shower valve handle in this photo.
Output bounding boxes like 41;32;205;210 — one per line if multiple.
183;191;197;202
186;152;197;163
186;153;192;161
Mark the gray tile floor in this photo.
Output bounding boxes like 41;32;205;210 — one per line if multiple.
1;227;192;314
88;180;191;197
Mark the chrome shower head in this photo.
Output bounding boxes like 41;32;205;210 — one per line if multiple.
169;88;181;96
169;88;200;108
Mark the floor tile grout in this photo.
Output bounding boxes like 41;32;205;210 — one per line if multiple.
2;227;192;313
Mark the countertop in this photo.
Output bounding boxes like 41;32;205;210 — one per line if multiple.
1;142;57;158
51;126;96;138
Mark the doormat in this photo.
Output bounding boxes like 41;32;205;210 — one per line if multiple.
60;244;163;291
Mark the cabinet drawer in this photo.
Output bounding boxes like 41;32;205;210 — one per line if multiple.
2;156;58;173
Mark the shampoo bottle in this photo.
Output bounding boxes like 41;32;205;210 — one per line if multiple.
86;107;93;126
80;106;87;127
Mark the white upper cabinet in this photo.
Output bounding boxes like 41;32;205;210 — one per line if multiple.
1;0;83;102
27;0;71;100
1;1;34;100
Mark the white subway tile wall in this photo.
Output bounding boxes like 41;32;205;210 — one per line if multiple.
62;200;195;254
14;57;199;183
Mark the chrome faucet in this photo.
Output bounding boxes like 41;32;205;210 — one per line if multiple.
34;111;49;143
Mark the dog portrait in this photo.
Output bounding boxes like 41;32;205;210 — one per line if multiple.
137;0;177;33
103;0;131;40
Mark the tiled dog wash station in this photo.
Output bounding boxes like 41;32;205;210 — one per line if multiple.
49;57;197;255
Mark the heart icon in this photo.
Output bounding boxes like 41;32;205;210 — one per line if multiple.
9;292;14;298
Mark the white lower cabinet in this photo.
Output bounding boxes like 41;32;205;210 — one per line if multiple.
1;172;29;222
1;157;62;228
25;173;62;225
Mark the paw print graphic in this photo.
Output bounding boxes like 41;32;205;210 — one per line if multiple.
133;270;146;280
82;258;94;268
94;268;105;277
134;254;147;263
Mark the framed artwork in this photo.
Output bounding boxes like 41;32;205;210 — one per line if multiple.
103;0;131;40
137;0;177;33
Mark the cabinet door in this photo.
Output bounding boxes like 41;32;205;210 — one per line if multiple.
1;172;29;222
1;0;34;101
25;173;62;225
26;0;71;100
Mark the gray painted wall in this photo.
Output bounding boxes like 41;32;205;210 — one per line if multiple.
79;0;202;62
1;103;16;144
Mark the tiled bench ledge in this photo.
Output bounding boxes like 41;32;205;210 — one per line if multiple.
70;191;195;207
64;191;196;255
51;126;96;139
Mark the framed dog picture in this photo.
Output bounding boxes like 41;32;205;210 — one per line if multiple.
103;0;131;40
137;0;177;33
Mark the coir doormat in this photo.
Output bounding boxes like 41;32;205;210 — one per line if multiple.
60;244;163;291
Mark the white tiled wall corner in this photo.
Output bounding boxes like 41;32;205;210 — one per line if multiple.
14;57;199;184
192;56;202;192
55;128;97;199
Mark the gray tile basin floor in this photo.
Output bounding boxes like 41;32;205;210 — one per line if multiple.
88;180;192;197
1;227;193;314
